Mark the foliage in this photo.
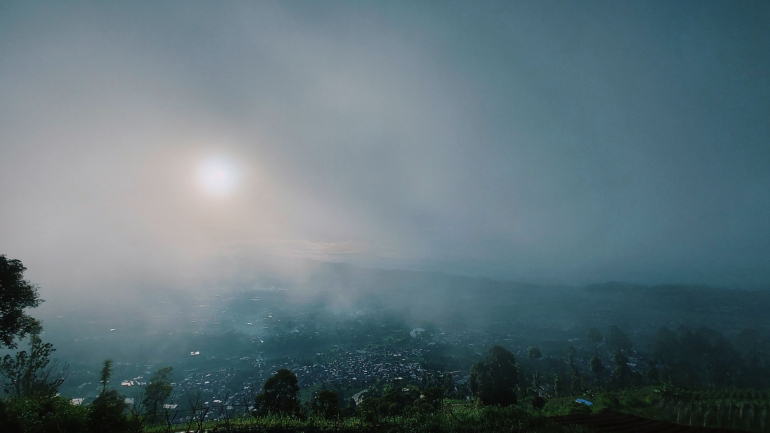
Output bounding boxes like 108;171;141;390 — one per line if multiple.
310;389;339;419
528;346;543;360
0;395;88;433
587;328;602;345
100;359;113;394
646;360;659;384
605;325;632;353
358;384;421;420
650;325;758;388
87;358;134;433
611;351;631;386
420;386;445;413
532;395;547;410
254;368;301;417
141;366;173;424
0;255;42;349
589;356;604;377
469;345;519;406
139;403;593;433
87;389;134;433
0;332;66;399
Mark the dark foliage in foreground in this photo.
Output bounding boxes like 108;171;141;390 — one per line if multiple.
0;255;42;349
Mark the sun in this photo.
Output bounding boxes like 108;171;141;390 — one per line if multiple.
197;157;240;196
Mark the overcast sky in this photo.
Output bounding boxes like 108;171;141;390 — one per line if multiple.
1;0;769;299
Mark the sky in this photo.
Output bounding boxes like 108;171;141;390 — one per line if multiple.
1;0;769;300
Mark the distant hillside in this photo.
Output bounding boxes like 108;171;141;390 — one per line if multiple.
31;260;770;365
281;262;770;334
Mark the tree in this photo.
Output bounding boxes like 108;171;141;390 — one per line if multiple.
254;368;301;417
0;331;66;399
310;390;339;419
141;366;173;423
0;255;42;348
567;346;579;378
87;358;134;433
567;346;582;394
419;387;444;413
530;371;541;395
100;359;113;394
587;328;602;346
88;389;130;433
612;351;631;388
527;346;542;360
646;360;659;384
469;345;518;406
651;326;678;365
553;374;562;397
605;325;633;353
590;356;605;385
0;257;85;432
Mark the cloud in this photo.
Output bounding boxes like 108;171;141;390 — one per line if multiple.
0;0;769;297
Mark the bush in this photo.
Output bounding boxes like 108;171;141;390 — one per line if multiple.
310;389;339;419
254;369;302;417
0;396;88;433
87;389;137;433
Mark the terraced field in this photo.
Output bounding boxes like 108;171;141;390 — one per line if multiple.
554;410;742;433
652;389;770;432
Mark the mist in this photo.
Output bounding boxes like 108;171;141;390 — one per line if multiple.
2;0;769;304
3;3;770;429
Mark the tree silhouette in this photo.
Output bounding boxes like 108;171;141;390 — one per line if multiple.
590;356;605;385
469;345;519;406
567;346;582;394
141;366;173;423
527;346;543;360
646;360;659;384
88;358;133;433
0;331;66;399
587;328;602;346
612;351;631;388
100;359;113;394
605;325;633;353
254;368;301;416
310;389;339;419
0;255;42;348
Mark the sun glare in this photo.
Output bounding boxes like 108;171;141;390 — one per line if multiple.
197;157;239;196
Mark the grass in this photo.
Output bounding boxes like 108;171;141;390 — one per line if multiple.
143;403;595;433
141;388;770;432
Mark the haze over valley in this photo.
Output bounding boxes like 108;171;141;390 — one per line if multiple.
1;1;769;432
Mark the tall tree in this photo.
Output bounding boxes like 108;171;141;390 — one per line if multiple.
553;374;562;397
89;362;132;433
567;346;579;378
587;328;603;346
310;389;339;419
469;345;519;406
590;356;605;385
527;346;543;360
100;359;113;394
567;346;582;394
141;366;173;423
0;331;66;399
88;389;131;433
254;368;301;416
605;325;633;353
651;326;679;365
646;360;659;384
612;351;631;388
0;255;42;348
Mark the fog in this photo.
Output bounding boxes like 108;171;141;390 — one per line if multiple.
1;0;769;309
5;5;770;427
